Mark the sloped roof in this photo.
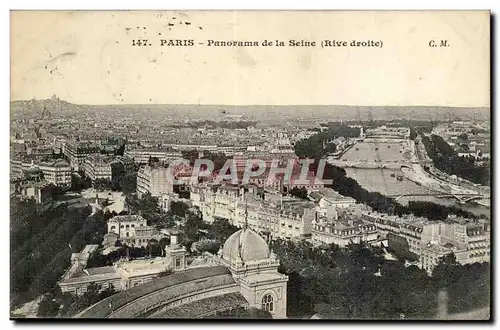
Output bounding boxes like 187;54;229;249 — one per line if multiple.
151;292;248;318
77;266;233;318
86;266;117;276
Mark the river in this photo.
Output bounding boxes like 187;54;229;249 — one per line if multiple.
345;168;490;219
341;139;490;219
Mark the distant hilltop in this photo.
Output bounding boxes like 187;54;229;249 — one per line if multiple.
10;97;91;115
10;98;490;123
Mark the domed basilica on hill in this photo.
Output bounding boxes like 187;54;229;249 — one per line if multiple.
77;223;289;319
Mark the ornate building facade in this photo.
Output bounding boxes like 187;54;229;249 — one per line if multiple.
76;226;289;319
191;183;316;240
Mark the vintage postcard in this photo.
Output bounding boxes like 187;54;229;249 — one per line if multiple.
10;10;490;320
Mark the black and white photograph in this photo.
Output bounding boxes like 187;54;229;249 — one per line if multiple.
9;10;491;321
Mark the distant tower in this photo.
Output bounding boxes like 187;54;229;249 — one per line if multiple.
360;127;365;139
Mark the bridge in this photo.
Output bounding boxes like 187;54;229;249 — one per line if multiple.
387;193;486;204
328;160;411;170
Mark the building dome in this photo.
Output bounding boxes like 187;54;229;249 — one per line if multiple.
222;228;270;263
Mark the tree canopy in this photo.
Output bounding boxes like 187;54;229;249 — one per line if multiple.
312;162;479;221
421;134;489;186
289;186;308;200
271;239;489;319
294;123;360;159
10;204;107;310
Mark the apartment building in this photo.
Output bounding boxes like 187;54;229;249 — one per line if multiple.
125;147;183;165
10;155;71;188
10;153;42;180
361;211;490;274
164;144;218;152
107;214;148;240
38;159;72;188
82;154;115;182
191;183;316;239
309;188;357;212
134;226;170;247
311;207;379;247
26;144;54;157
311;220;378;247
10;157;26;180
419;221;490;274
158;192;182;213
64;141;100;171
137;165;174;197
219;164;324;193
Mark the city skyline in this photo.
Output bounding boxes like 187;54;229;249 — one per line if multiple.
9;98;493;108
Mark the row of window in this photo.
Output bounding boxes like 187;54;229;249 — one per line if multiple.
469;251;490;257
110;223;145;230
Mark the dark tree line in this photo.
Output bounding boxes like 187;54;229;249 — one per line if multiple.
421;134;490;186
70;172;92;192
11;199;49;251
183;215;239;247
319;120;439;132
125;193;177;229
10;205;108;310
83;162;138;195
271;239;489;319
182;150;229;171
298;119;442;160
170;202;238;251
409;127;418;140
37;283;118;317
289;186;308;200
294;124;360;159
86;243;166;269
312;162;479;221
430;254;490;315
126;193;159;218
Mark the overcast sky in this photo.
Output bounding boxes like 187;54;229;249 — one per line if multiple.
11;11;490;107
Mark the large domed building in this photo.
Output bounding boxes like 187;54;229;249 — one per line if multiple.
217;227;288;317
77;224;288;319
222;227;271;263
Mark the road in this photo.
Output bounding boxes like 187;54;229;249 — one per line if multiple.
413;135;489;197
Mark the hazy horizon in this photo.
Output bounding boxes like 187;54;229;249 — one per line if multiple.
9;98;491;109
